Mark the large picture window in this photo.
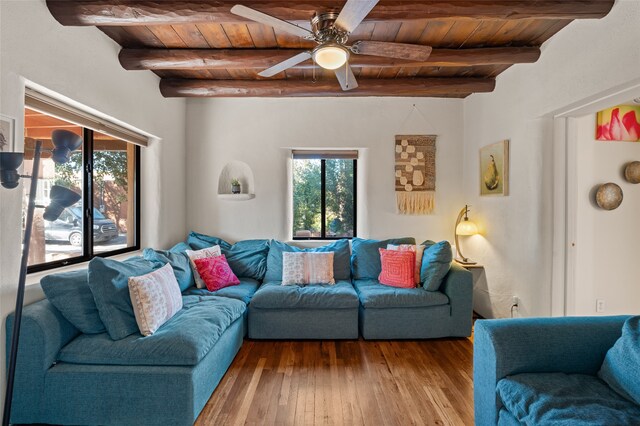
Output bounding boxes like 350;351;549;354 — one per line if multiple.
292;150;357;240
24;107;140;273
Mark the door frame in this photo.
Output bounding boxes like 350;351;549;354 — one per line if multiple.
550;78;640;316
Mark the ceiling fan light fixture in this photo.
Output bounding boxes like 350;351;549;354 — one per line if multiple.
313;44;349;70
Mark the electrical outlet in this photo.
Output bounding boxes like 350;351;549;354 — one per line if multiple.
596;299;605;313
512;296;519;306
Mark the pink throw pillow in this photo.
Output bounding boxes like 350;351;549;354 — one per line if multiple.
193;255;240;292
378;248;416;288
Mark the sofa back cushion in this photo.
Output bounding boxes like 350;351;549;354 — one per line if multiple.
143;242;194;292
420;240;453;291
350;237;415;280
598;316;640;405
265;239;351;282
128;263;183;336
88;256;158;340
187;231;269;281
41;270;106;334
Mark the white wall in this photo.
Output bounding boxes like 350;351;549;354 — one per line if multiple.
462;0;640;318
185;97;465;244
573;113;640;315
0;0;186;405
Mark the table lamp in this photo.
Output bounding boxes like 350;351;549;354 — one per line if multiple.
454;205;478;265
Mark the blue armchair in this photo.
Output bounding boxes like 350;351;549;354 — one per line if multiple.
474;315;637;425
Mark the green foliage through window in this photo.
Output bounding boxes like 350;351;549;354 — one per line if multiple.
292;158;356;239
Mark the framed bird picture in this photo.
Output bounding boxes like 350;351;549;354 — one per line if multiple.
479;140;509;196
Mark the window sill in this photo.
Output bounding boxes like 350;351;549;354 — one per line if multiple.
25;249;142;287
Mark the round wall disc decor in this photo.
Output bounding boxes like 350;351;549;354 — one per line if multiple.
624;161;640;184
596;183;623;210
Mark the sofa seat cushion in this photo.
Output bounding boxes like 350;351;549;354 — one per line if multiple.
250;280;359;309
354;279;449;309
58;296;246;366
183;277;260;304
497;373;640;425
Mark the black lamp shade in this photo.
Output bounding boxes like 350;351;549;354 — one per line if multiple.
43;185;81;221
0;152;25;189
51;130;83;164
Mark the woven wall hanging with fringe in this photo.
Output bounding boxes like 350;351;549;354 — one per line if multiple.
395;135;436;215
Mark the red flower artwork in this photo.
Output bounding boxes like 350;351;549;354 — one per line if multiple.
597;107;640;141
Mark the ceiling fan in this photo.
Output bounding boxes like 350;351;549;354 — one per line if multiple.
230;0;433;91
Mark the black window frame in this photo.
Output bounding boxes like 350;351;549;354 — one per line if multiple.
27;127;141;274
292;157;357;241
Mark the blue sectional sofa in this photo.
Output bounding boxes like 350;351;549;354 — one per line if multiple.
474;315;640;426
7;233;473;425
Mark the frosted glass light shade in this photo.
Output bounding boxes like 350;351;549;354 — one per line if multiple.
456;219;478;236
313;45;348;70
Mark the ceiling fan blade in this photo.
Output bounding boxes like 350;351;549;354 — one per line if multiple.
230;5;312;38
334;0;379;33
258;52;312;77
334;64;358;91
352;41;433;61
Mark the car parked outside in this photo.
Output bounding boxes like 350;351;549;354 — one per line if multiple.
44;205;118;246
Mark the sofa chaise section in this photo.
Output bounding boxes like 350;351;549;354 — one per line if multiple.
7;296;246;426
355;263;473;339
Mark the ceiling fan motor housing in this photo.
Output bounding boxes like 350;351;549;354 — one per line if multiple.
311;12;349;44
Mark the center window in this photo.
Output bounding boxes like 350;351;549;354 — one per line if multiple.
292;150;357;240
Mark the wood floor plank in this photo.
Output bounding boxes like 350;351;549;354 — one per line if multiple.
196;337;474;425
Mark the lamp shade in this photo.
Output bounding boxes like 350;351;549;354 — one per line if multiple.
313;45;349;70
51;130;83;164
43;185;81;221
456;219;478;236
0;152;25;189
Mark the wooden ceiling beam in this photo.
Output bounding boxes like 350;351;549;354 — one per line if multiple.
120;47;540;70
46;1;615;26
159;77;496;98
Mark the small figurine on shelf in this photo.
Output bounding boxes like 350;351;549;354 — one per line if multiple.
231;178;241;194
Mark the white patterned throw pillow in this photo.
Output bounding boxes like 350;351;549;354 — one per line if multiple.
186;245;222;288
282;252;335;285
128;263;183;336
387;244;425;285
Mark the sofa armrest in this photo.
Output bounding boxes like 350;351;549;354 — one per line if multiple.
440;263;473;335
6;299;79;420
473;315;629;426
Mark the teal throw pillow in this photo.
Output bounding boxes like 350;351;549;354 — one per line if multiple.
598;316;640;405
41;269;106;334
143;243;193;291
351;237;416;280
420;240;452;291
264;239;351;282
186;231;269;281
187;231;232;251
87;256;158;340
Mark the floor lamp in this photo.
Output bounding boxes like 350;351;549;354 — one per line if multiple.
1;130;82;426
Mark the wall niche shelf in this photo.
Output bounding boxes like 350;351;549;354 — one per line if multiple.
218;193;255;201
217;161;255;200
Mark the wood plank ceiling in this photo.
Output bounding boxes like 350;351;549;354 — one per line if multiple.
45;1;615;98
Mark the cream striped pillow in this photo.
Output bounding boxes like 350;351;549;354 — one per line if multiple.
128;263;183;336
282;252;335;285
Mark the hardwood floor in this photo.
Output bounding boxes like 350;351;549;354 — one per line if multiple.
196;337;474;425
